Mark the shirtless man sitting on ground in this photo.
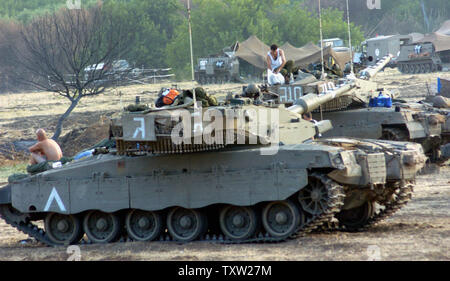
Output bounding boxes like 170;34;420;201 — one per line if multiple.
28;129;63;165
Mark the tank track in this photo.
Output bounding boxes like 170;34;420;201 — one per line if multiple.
0;210;55;246
398;61;439;74
220;173;346;244
355;182;414;231
0;173;345;246
320;181;414;233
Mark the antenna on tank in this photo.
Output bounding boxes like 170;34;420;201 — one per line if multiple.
318;0;325;80
346;0;354;74
187;0;197;108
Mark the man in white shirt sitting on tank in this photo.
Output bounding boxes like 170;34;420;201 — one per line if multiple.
266;44;287;86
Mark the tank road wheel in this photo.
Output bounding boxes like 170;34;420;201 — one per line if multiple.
167;207;207;242
407;64;414;74
400;64;406;74
414;64;421;74
83;211;122;243
298;176;330;215
336;201;375;231
420;64;426;74
408;64;414;74
405;64;411;73
219;205;258;241
431;64;438;72
125;209;163;242
262;200;303;239
424;63;432;73
416;64;422;74
381;127;409;142
44;213;84;245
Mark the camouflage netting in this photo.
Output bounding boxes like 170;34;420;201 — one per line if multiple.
27;161;52;175
182;87;218;107
124;104;150;112
26;157;73;175
8;173;28;183
88;139;116;150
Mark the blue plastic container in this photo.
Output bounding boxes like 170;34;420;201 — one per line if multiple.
369;92;392;108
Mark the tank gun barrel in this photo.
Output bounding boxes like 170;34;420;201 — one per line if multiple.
287;83;355;115
359;55;393;80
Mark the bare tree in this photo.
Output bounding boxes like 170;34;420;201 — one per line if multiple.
0;20;26;93
8;5;134;140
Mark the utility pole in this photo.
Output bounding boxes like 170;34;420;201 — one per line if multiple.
318;0;325;79
187;0;197;107
346;0;354;74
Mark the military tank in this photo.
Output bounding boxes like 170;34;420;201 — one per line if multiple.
260;55;450;162
195;55;240;85
0;84;426;246
397;35;450;74
358;35;412;68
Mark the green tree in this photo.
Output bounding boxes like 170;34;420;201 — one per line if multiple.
104;0;183;68
166;0;288;80
167;0;364;80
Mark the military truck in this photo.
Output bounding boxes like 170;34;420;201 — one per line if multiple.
397;34;450;74
358;35;412;68
195;55;240;84
319;38;347;51
0;81;426;246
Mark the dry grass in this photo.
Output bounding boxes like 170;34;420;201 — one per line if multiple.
373;68;450;101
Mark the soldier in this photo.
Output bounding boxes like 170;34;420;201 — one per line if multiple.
266;44;286;85
28;129;63;164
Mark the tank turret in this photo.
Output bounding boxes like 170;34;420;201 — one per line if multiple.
111;84;343;155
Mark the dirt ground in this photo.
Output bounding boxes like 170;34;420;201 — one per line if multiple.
0;70;449;261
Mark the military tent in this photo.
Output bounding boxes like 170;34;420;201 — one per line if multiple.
417;32;450;52
436;20;450;36
235;36;350;70
409;32;425;43
281;42;350;69
281;42;323;67
234;35;270;70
